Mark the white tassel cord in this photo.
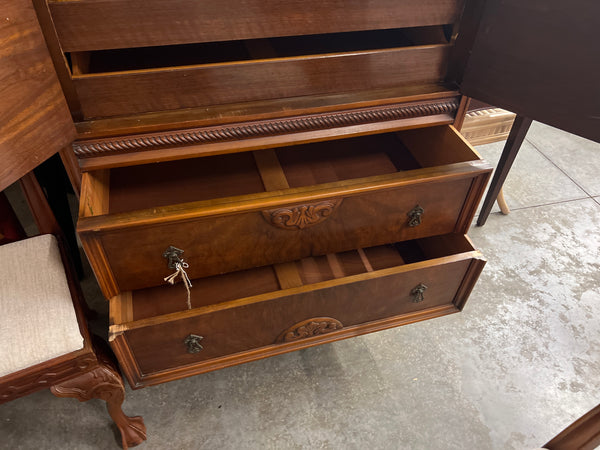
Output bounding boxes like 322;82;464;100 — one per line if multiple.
164;261;193;309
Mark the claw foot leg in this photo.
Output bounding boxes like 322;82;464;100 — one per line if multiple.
51;361;146;449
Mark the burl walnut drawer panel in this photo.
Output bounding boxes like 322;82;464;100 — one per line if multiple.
78;126;491;299
49;0;462;52
110;234;485;388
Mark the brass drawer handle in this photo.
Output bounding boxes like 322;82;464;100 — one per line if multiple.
263;199;343;230
410;283;428;303
407;205;424;227
184;334;204;353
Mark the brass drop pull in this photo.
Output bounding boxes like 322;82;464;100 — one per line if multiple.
410;283;428;303
184;334;204;353
407;205;424;227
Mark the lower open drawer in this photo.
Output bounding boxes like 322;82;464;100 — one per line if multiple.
109;233;485;388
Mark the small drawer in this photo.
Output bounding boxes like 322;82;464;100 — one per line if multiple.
109;234;485;388
78;125;491;299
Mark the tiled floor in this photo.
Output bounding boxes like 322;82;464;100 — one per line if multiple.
1;122;599;449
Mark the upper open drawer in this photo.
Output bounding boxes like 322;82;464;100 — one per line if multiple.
78;125;491;299
65;26;454;119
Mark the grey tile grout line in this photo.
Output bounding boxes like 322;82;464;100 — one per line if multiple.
524;136;595;199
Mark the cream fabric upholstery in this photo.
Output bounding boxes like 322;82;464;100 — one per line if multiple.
0;234;84;377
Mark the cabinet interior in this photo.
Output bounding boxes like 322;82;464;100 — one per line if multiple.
127;233;476;321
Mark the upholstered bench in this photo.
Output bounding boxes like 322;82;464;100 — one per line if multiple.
0;234;84;377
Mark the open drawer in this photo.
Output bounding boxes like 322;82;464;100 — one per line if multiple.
78;125;491;298
109;233;485;388
61;25;455;118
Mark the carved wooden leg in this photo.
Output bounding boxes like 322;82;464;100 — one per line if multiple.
51;360;146;449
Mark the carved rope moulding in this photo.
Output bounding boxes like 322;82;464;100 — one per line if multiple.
263;199;342;230
277;317;344;343
73;99;459;156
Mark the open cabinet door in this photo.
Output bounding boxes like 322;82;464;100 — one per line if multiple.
0;0;75;191
455;0;600;142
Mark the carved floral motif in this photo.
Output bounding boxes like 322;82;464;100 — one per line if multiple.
277;317;344;343
263;199;342;230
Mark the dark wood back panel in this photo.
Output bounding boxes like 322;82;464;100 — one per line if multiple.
457;0;600;142
49;0;462;51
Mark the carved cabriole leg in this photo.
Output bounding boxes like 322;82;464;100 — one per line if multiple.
50;360;146;449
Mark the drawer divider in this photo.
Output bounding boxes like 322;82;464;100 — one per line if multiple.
252;149;289;191
273;262;303;289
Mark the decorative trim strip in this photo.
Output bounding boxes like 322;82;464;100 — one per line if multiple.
73;99;459;156
263;199;342;230
276;317;344;343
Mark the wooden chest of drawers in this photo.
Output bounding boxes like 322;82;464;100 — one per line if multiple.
5;0;596;390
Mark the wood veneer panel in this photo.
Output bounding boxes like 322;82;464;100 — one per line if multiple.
398;125;480;167
131;266;280;320
78;129;491;297
73;45;451;118
108;153;264;214
124;253;474;374
49;0;461;52
277;135;403;187
0;0;75;191
83;175;478;295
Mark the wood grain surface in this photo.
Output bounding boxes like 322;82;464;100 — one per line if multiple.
77;127;491;297
0;0;75;191
109;234;484;384
73;45;451;119
49;0;461;51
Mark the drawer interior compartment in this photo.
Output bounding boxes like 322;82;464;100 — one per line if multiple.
65;25;453;118
49;0;462;52
110;234;485;386
78;125;491;298
85;126;483;214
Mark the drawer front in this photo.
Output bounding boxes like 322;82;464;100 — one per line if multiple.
49;0;461;52
82;173;485;297
118;242;484;383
